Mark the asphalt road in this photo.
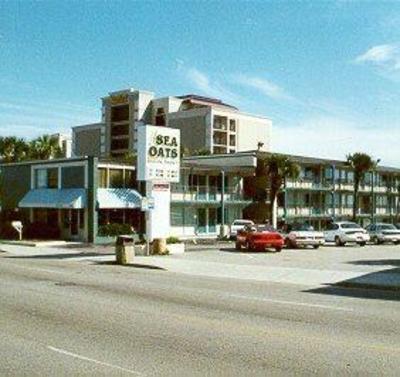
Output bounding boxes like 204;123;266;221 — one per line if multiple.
1;252;400;376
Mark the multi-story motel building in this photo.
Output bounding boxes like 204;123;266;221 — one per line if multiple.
1;151;400;242
1;88;400;242
72;88;271;158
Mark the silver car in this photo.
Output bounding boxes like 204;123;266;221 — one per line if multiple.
365;223;400;245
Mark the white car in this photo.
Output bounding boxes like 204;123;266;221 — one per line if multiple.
229;219;254;239
324;221;370;247
365;223;400;245
285;224;325;249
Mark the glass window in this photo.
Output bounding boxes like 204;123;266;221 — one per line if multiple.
124;170;136;188
171;207;184;226
229;135;236;146
229;119;236;132
111;105;129;122
36;169;47;189
99;168;108;188
109;169;124;188
47;168;58;188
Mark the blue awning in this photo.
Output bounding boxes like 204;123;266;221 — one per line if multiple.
19;189;87;209
97;188;142;209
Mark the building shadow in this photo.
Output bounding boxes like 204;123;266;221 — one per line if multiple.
304;267;400;301
6;252;114;260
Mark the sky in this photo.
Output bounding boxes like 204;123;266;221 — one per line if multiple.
1;1;400;166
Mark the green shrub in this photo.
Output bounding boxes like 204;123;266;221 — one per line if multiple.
166;236;181;244
98;223;134;237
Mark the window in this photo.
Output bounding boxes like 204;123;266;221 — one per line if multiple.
213;146;227;154
111;124;129;137
124;170;136;189
155;108;166;126
111;138;129;151
35;168;58;189
109;169;124;188
229;119;236;132
36;169;47;189
213;115;228;130
229;134;236;147
111;105;129;122
61;166;85;189
99;168;108;188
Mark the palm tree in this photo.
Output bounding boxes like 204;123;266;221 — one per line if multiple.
346;152;377;222
0;136;30;163
29;135;63;160
244;154;300;225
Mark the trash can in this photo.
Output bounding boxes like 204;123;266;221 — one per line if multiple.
115;235;135;265
152;238;168;255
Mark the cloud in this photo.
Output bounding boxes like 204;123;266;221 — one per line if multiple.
355;43;400;71
233;74;292;101
184;67;243;105
273;116;400;167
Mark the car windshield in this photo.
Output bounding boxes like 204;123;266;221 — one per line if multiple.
233;220;253;226
341;223;361;229
379;224;396;230
292;224;314;231
253;225;276;232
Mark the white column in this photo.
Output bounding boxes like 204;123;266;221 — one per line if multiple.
272;198;278;229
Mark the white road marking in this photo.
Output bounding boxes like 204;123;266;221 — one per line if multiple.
229;294;354;312
47;346;143;375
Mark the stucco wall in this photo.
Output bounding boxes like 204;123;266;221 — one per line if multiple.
167;111;207;153
74;128;102;157
0;165;31;210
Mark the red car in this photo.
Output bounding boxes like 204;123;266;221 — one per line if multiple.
236;224;284;252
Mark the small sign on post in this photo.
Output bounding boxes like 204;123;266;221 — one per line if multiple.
11;221;23;241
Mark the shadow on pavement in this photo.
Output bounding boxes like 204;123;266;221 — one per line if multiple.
304;267;400;301
219;247;281;254
6;252;114;260
93;260;166;270
347;259;400;267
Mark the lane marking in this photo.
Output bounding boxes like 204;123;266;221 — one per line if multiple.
229;294;354;312
47;346;143;375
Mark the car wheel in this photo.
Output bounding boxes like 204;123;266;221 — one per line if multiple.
373;236;381;245
275;247;282;252
394;241;400;245
359;242;366;247
313;245;320;249
335;236;343;247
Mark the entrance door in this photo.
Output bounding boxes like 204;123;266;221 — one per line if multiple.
197;208;207;234
70;210;79;237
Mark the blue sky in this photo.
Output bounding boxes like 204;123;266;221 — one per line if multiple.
1;1;400;165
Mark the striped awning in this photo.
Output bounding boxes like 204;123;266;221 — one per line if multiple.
19;189;86;209
97;188;142;209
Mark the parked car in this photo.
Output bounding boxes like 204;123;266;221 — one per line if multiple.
229;219;255;239
365;223;400;245
324;221;370;246
285;224;325;249
236;224;284;252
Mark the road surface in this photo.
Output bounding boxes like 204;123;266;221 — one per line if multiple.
1;253;400;376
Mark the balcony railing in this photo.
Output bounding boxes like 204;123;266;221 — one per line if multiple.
170;185;248;203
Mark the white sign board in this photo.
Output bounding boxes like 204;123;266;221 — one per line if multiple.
11;221;23;240
137;125;180;183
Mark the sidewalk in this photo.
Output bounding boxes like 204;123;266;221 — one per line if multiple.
1;244;400;291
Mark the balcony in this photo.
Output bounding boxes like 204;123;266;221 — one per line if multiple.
286;179;331;191
171;185;249;203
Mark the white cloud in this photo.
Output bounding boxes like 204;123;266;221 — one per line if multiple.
185;67;243;105
273;116;400;167
233;74;292;101
355;43;400;71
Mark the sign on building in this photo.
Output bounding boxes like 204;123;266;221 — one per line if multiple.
137;125;181;183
